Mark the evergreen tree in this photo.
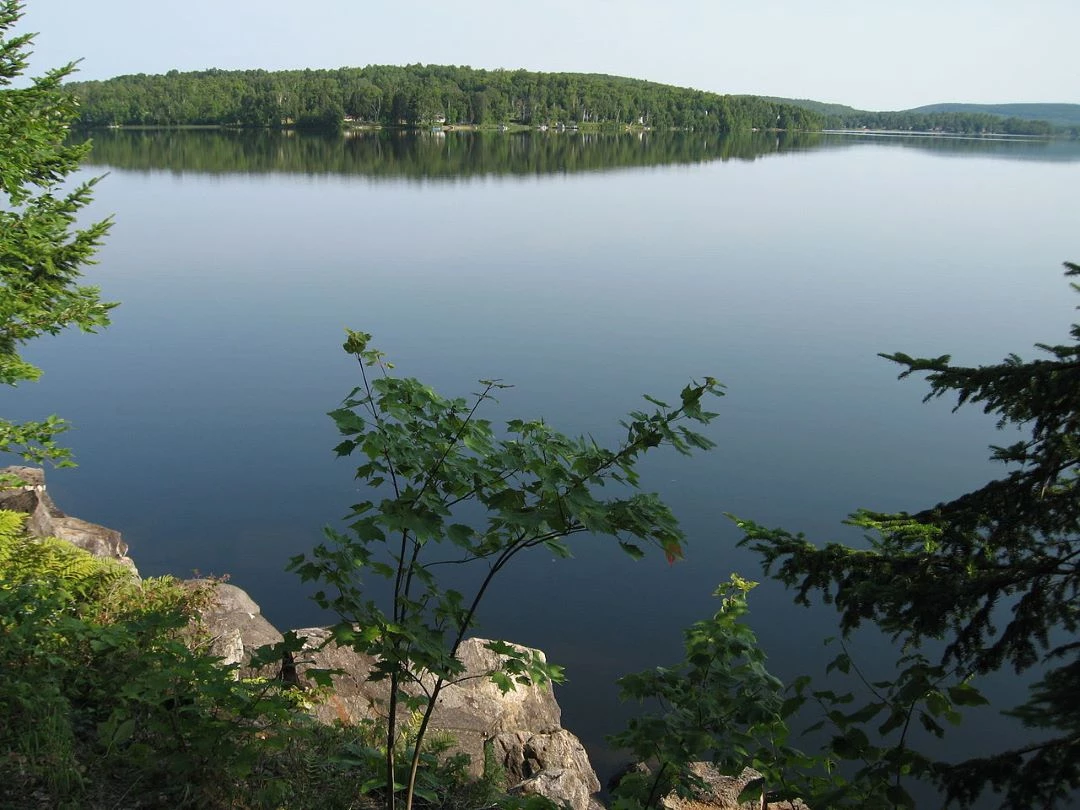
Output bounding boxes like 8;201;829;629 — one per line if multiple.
738;262;1080;807
0;0;113;466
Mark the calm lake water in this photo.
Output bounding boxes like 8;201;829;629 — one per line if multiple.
10;129;1080;793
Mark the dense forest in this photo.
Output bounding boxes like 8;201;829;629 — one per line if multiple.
65;66;1071;137
768;96;1065;136
910;102;1080;129
827;109;1055;135
64;65;824;132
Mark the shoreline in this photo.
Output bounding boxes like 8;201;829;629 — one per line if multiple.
822;127;1054;141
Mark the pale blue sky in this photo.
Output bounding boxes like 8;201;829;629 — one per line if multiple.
19;0;1080;110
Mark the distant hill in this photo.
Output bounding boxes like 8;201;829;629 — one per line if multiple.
766;97;1071;136
907;103;1080;129
763;97;862;118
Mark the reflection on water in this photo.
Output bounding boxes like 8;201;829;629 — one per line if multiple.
26;126;1080;807
74;128;1080;180
822;130;1080;162
74;129;823;179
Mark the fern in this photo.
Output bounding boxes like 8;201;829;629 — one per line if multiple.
0;510;131;604
0;508;26;556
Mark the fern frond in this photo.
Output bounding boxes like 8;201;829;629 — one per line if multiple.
0;513;132;603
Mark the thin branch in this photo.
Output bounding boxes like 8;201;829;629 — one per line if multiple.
413;382;497;508
440;463;526;510
838;639;889;706
645;760;669;809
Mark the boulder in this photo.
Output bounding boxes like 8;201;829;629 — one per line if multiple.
290;626;390;726
290;631;602;809
195;580;285;678
426;638;563;764
496;728;602;810
0;465;137;574
0;467;603;808
651;762;809;810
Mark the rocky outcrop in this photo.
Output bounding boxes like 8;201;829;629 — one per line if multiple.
194;580;284;679
496;729;604;810
287;626;389;725
290;630;602;809
0;465;137;573
614;762;808;810
1;466;603;810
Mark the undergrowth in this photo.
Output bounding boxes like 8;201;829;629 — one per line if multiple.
0;508;538;809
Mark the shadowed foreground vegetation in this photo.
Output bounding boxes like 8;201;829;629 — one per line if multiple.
0;510;534;809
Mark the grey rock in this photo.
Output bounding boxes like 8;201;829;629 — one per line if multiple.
0;465;137;574
512;767;596;809
195;580;285;679
290;632;601;809
0;466;603;809
291;626;389;726
497;728;601;810
657;762;809;810
424;638;564;773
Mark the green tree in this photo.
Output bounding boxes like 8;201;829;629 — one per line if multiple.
290;330;723;810
609;575;803;809
0;0;113;467
737;262;1080;808
64;65;827;132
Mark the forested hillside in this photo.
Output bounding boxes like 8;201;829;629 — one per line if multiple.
910;102;1080;129
768;96;1063;135
64;65;823;132
825;109;1055;135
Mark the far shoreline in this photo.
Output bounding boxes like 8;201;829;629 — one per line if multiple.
823;128;1055;141
73;123;1072;141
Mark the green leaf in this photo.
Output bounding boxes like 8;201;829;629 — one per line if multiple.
343;329;371;355
491;671;514;694
826;652;851;675
845;701;886;724
780;696;805;718
947;683;989;707
447;523;475;547
886;784;916;809
308;668;338;688
328;407;365;435
918;712;945;738
925;690;949;717
878;710;906;736
830;728;869;759
332;439;357;457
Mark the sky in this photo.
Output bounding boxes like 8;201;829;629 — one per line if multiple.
19;0;1080;111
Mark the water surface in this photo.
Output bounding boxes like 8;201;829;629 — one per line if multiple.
11;129;1080;792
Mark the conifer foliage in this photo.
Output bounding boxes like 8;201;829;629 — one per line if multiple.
738;262;1080;807
0;0;113;466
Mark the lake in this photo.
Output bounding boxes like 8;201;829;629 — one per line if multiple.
9;128;1080;794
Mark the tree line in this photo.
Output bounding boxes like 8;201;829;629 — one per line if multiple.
911;102;1080;131
768;96;1063;136
64;65;825;132
823;108;1056;136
